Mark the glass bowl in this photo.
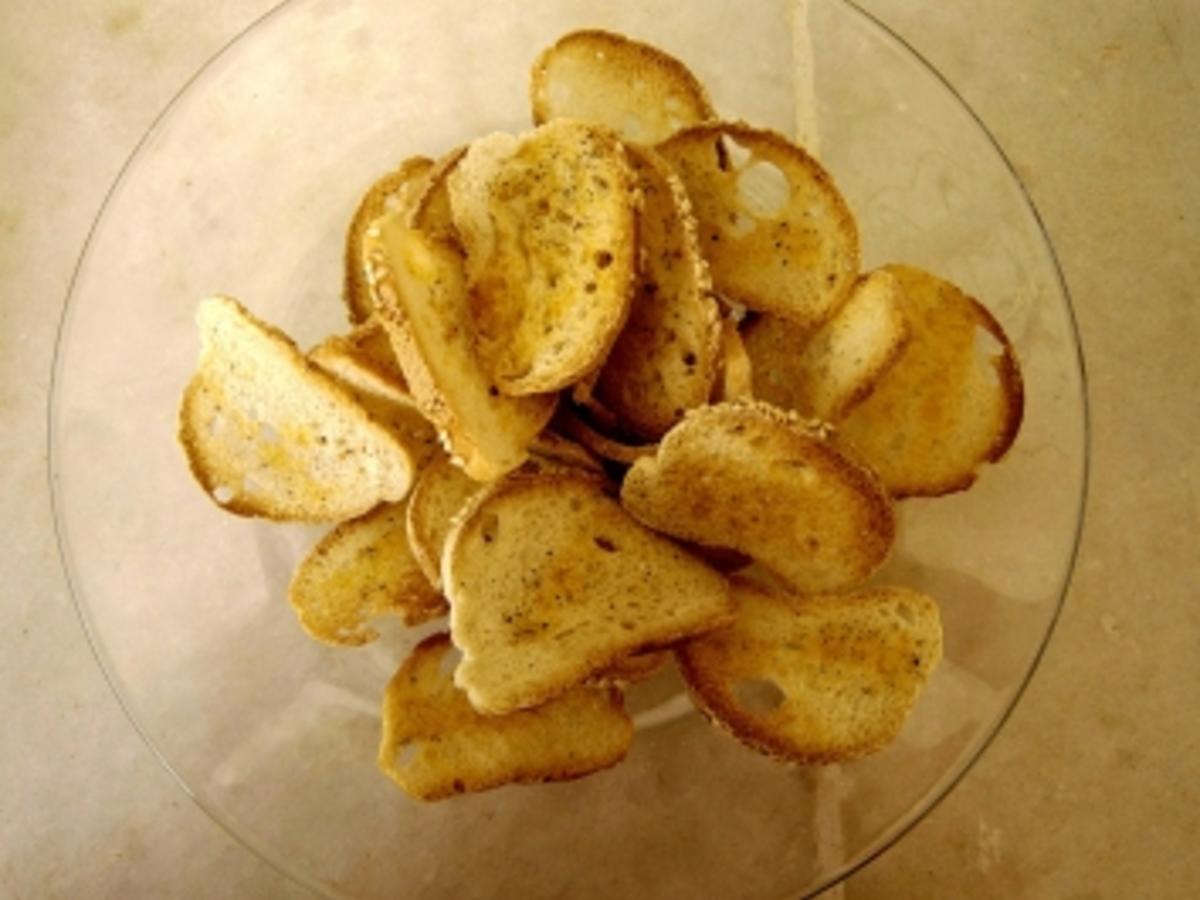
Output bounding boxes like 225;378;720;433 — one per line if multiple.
50;1;1087;897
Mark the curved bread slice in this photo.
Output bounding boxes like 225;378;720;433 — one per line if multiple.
678;580;942;763
406;457;482;590
344;156;434;322
594;145;721;439
833;264;1024;497
657;122;859;329
712;314;754;402
447;121;637;395
744;269;909;421
379;633;632;801
530;29;715;144
288;501;446;646
178;296;414;521
621;401;894;593
363;221;557;481
444;472;732;714
410;145;466;241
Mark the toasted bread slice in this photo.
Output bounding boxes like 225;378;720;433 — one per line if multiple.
678;580;942;763
621;401;894;593
833;265;1024;497
288;501;446;646
343;156;435;323
447;120;638;395
744;269;909;421
363;221;557;481
594;145;720;439
530;29;715;144
712;314;755;402
178;296;415;521
405;458;482;590
554;408;657;466
657;122;859;328
410;145;466;241
443;472;732;714
379;633;632;801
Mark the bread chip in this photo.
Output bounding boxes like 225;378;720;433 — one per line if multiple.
594;145;721;439
379;633;632;801
178;296;415;521
833;264;1024;497
744;269;909;421
527;431;604;473
363;221;557;481
343;156;434;323
554;408;657;466
656;122;859;329
288;501;446;646
712;315;755;402
621;401;893;593
590;650;671;686
448;120;638;395
530;29;715;144
678;580;942;763
410;145;466;241
405;458;482;590
443;472;732;714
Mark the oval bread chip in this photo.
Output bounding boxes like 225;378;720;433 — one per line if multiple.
178;296;415;521
678;580;942;763
405;457;483;590
530;29;715;144
288;501;446;646
379;633;632;801
620;401;894;593
657;122;859;329
447;120;638;395
832;264;1024;497
443;471;733;715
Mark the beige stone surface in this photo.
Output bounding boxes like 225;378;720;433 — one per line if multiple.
0;0;1195;898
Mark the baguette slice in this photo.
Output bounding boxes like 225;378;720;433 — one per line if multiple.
657;122;859;328
379;633;632;801
530;29;715;144
288;501;446;646
744;269;909;421
343;156;435;322
833;264;1025;497
178;296;414;521
621;401;894;593
363;221;557;481
447;120;638;395
405;457;482;590
443;472;733;714
678;580;942;763
594;144;721;439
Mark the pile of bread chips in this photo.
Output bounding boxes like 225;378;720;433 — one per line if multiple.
178;30;1024;801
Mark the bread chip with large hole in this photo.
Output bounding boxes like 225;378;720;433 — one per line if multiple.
448;120;638;395
745;268;909;421
621;401;893;593
678;580;942;763
530;29;715;145
288;501;446;646
594;145;720;439
379;633;632;801
363;221;557;481
443;472;732;714
178;296;415;521
833;264;1024;497
657;122;859;329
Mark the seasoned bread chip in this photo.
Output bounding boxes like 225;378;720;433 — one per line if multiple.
178;296;415;521
744;269;909;421
288;501;446;646
344;156;434;323
621;401;894;593
594;145;721;439
657;122;859;329
363;221;557;481
833;264;1024;497
405;458;482;590
712;315;755;402
447;120;638;395
678;580;942;763
443;472;733;714
379;633;632;801
530;29;715;144
410;145;466;241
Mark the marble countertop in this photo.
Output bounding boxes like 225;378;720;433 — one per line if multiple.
2;0;1196;897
